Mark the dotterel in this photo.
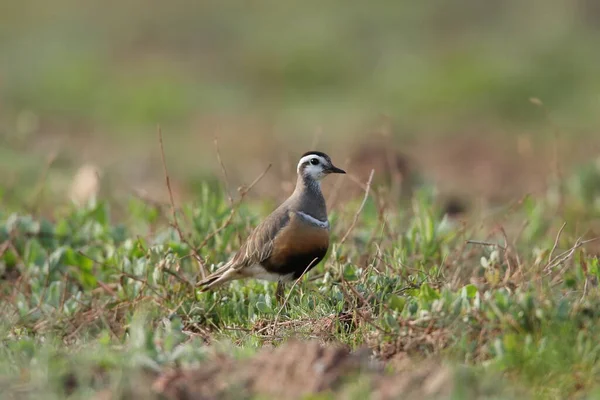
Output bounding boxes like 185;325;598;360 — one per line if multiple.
196;151;345;299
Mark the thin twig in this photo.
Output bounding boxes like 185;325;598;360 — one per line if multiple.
465;240;507;251
132;188;170;210
339;274;391;334
547;222;567;266
28;151;57;213
157;125;207;277
157;126;180;233
195;163;272;252
78;250;165;299
545;236;600;274
339;169;374;245
276;258;317;315
498;226;514;276
326;157;350;209
239;163;273;197
214;137;233;206
163;267;195;291
581;277;589;302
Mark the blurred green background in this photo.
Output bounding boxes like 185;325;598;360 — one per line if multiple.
1;0;600;210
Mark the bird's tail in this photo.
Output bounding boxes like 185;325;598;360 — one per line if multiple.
196;262;238;292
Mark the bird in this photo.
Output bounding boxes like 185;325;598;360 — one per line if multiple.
196;151;346;301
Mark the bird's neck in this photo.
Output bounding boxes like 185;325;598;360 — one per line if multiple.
296;173;321;193
292;174;327;220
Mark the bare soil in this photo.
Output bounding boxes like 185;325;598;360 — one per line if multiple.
148;339;453;400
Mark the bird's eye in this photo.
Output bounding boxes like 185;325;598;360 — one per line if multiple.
310;158;320;165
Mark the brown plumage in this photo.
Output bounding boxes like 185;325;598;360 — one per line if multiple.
196;151;345;293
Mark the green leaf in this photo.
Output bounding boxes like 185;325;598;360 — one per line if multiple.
556;299;571;320
4;213;20;232
46;281;62;307
2;249;17;268
256;301;272;314
590;257;600;279
48;247;67;272
87;201;110;226
502;333;518;352
61;248;78;266
564;275;577;288
256;294;273;314
79;269;97;289
408;301;418;315
384;312;400;330
111;224;128;244
494;290;509;311
24;239;46;267
54;219;71;238
17;215;39;236
462;284;478;299
419;283;440;302
62;248;97;289
38;218;56;248
387;294;406;312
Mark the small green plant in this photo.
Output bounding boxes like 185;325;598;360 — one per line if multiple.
2;180;600;399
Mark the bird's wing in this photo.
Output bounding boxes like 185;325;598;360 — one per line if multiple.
196;206;291;288
228;208;291;271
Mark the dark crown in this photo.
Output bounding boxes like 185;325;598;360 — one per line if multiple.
300;151;331;161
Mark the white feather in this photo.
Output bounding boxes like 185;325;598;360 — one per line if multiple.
296;211;330;229
296;154;329;180
245;264;295;282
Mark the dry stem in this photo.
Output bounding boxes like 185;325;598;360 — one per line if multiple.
157;125;208;278
339;169;375;246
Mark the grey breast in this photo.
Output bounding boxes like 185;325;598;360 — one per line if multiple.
290;182;328;222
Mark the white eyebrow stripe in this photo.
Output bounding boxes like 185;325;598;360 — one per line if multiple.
296;211;330;229
297;155;328;173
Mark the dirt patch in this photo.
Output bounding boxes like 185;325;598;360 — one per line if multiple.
150;339;453;400
373;355;454;400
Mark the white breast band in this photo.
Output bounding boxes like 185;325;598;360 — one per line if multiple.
296;211;330;229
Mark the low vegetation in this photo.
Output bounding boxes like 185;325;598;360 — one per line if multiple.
3;1;600;399
2;156;600;399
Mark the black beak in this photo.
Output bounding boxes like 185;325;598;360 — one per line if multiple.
328;165;346;174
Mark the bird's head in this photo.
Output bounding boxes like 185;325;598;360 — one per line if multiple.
296;151;346;182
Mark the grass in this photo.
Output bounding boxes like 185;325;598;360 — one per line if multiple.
2;1;600;397
2;154;600;399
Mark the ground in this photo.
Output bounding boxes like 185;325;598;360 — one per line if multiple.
3;1;600;399
2;145;600;398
